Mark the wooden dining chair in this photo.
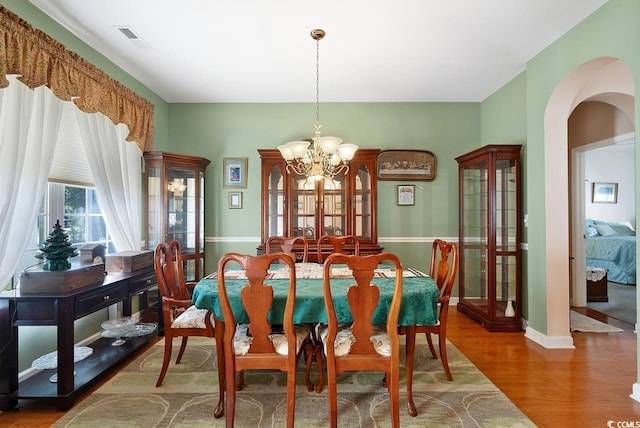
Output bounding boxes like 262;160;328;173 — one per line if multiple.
316;234;360;263
217;252;312;427
318;252;403;428
266;236;309;263
154;241;224;416
399;238;458;417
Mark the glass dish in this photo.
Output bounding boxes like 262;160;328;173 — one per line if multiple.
101;316;138;346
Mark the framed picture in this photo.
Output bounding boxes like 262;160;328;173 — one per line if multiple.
397;185;415;206
228;191;243;209
377;150;437;181
592;182;618;203
223;158;248;188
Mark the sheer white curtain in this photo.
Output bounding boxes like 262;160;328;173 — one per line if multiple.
74;108;142;252
0;76;64;287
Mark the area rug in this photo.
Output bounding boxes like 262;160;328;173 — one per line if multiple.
52;337;535;427
571;310;623;332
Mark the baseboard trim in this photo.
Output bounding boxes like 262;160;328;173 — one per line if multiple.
525;326;575;349
630;383;640;403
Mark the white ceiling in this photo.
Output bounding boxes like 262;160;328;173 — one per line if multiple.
27;0;609;103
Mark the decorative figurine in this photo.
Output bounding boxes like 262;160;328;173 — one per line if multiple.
35;220;79;270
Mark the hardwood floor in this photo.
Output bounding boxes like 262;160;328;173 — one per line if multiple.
1;309;639;427
448;308;640;427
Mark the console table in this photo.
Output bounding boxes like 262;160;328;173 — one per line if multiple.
0;266;159;411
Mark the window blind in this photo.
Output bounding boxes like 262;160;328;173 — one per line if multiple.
48;102;94;186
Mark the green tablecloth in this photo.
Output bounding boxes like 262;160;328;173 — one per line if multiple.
192;274;439;326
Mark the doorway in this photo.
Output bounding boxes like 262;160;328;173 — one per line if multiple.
570;133;636;326
543;57;635;342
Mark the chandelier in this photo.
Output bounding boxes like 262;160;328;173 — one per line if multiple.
278;29;358;181
167;177;187;193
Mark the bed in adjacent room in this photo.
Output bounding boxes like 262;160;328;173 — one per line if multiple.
585;220;636;285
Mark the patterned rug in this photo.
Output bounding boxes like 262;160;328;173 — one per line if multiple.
52;337;534;427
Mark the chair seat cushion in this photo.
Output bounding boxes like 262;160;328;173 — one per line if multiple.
232;324;312;356
171;305;210;329
317;324;391;357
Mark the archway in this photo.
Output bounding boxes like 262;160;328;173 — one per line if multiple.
543;57;635;339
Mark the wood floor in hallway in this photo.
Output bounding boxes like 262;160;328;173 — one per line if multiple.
449;307;640;427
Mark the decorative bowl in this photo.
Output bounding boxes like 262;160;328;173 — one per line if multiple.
101;316;138;337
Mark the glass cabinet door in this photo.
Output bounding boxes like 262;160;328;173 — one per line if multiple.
460;158;489;316
199;170;205;253
292;176;316;238
495;157;519;318
147;166;162;250
167;166;196;251
354;163;373;239
266;163;285;237
321;175;346;236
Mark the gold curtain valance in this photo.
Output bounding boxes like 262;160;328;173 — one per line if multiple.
0;6;154;151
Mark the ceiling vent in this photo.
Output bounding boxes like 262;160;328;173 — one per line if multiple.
116;26;151;49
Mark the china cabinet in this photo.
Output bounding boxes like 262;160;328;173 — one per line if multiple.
456;144;522;332
258;149;382;261
143;152;210;281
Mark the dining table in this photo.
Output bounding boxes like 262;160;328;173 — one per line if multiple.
191;261;439;415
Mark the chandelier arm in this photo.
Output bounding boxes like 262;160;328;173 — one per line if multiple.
331;164;350;177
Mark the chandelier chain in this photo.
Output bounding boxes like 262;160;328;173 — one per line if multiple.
315;36;320;125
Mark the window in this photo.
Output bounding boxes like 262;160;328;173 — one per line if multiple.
13;182;113;287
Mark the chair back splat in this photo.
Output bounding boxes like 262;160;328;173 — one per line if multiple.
266;236;309;263
316;234;360;263
217;252;311;427
320;252;403;428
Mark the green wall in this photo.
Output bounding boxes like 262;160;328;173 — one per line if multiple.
167;102;480;273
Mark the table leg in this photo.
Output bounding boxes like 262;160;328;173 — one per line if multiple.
405;325;418;417
57;298;75;410
0;300;18;411
313;343;324;393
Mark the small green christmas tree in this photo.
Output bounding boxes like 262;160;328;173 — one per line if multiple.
35;220;79;270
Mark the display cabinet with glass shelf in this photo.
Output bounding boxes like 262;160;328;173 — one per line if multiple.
456;144;522;332
258;149;382;261
143;151;210;281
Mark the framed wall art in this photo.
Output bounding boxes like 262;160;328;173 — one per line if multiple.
228;191;243;209
397;185;415;206
377;150;437;181
223;158;248;188
592;182;618;203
